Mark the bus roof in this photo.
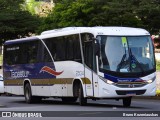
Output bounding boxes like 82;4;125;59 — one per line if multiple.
4;36;39;45
40;27;150;39
4;27;150;45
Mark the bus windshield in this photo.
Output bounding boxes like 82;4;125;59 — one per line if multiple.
97;36;155;74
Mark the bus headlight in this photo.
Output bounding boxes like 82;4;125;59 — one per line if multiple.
99;76;114;85
146;76;156;84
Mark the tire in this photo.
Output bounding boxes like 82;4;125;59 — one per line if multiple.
79;84;87;106
61;97;77;103
24;83;42;104
24;83;34;104
123;97;132;107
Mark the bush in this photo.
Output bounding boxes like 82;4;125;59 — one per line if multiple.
156;90;160;96
156;61;160;71
154;38;160;49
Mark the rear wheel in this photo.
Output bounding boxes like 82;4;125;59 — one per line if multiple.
24;83;34;103
24;83;42;103
123;97;132;107
79;84;87;106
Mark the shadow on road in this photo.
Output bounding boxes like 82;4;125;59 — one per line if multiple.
5;98;149;110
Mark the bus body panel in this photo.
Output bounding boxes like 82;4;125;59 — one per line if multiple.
98;72;156;98
3;27;156;102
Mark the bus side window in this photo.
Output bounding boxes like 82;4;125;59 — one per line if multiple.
55;37;66;61
84;41;93;69
28;41;38;63
73;35;82;63
42;34;82;63
65;34;82;63
4;44;22;65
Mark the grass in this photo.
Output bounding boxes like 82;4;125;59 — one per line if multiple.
156;60;160;71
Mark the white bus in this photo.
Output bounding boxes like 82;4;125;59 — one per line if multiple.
3;27;156;107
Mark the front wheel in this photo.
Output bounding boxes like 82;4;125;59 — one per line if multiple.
123;97;132;107
79;84;87;106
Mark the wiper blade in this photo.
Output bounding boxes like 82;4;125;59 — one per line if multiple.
116;53;127;72
129;48;144;73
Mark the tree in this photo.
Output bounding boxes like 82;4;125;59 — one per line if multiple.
135;0;160;34
38;0;160;35
0;0;41;44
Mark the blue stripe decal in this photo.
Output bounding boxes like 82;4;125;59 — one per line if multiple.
3;62;57;80
104;74;139;83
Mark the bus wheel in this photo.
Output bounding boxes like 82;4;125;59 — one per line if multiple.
61;97;77;103
24;83;33;104
79;84;87;106
123;97;132;107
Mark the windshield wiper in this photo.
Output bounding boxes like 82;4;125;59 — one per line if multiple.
116;53;127;72
129;48;144;73
117;45;128;72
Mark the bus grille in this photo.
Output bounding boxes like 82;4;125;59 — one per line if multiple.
116;90;146;95
115;82;147;88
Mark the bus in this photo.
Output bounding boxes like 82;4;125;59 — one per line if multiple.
3;27;156;107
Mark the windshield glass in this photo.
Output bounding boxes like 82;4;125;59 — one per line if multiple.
97;36;155;73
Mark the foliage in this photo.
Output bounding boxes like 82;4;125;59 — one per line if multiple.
24;0;41;14
0;54;2;65
24;0;53;16
156;60;160;71
154;38;160;49
1;0;160;44
0;0;41;44
37;0;160;34
156;90;160;96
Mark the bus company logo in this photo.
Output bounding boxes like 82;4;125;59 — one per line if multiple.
40;66;63;76
10;70;29;79
134;79;144;82
128;84;134;88
117;79;133;82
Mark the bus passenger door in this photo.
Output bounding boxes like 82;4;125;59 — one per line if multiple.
84;41;94;97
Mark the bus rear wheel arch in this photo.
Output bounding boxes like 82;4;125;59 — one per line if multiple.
24;82;42;104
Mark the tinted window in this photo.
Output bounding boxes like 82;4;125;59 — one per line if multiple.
44;34;82;63
4;40;39;65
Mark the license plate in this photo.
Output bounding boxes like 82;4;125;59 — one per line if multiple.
126;92;136;96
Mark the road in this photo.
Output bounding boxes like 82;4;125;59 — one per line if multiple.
0;96;160;120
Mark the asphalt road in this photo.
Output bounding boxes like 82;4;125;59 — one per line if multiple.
0;96;160;120
0;96;160;111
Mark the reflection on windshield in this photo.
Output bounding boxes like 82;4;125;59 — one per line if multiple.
97;36;155;73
